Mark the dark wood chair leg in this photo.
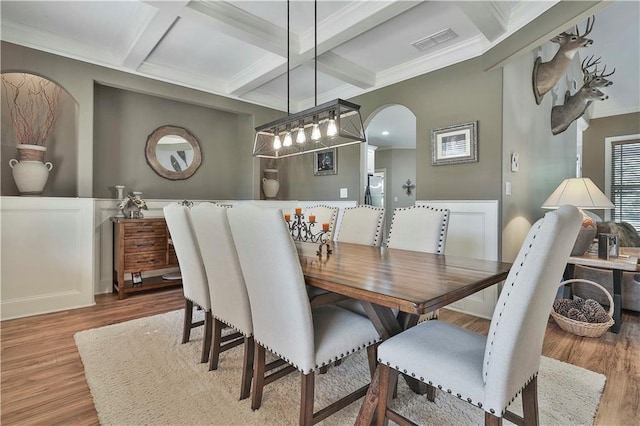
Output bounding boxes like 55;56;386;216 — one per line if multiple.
426;384;436;402
367;343;378;378
522;376;539;426
240;336;254;401
182;299;193;344
300;372;315;426
251;342;266;411
209;318;224;371
376;364;398;426
485;412;503;426
201;311;212;363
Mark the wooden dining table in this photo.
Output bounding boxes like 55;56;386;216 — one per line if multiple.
296;240;512;421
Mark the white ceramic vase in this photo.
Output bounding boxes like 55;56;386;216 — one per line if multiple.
262;168;279;199
262;178;280;199
9;159;53;195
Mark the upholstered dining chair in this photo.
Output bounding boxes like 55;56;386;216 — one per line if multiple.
163;203;212;364
387;205;450;254
227;205;382;425
304;205;339;240
190;203;252;399
191;202;295;401
386;205;450;321
370;205;582;426
336;205;385;246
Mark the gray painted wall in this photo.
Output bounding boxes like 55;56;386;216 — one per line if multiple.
353;57;504;203
264;143;361;201
501;45;581;262
1;41;282;198
274;57;503;206
94;85;243;200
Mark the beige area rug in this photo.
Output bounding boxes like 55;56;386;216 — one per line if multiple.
75;310;605;425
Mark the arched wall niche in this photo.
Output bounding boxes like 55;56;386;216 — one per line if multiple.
1;71;79;197
362;103;417;241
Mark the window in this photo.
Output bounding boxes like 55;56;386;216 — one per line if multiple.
609;138;640;229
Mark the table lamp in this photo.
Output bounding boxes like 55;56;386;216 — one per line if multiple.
542;177;614;255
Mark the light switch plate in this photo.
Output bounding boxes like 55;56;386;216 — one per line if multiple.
340;188;348;198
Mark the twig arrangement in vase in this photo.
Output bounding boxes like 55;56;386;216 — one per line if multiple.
2;73;62;195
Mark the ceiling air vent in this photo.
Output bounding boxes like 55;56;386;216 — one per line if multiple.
411;28;458;51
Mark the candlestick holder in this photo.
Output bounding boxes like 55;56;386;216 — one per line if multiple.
316;231;333;256
287;212;324;243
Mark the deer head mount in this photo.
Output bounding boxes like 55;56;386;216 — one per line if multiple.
532;16;595;105
550;57;614;135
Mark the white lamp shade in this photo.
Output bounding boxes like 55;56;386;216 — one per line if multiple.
541;178;614;209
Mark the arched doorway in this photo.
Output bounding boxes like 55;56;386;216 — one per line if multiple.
362;104;417;242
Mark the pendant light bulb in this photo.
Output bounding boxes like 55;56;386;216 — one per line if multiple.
283;125;292;147
273;129;282;150
327;111;337;138
311;115;321;141
296;122;306;144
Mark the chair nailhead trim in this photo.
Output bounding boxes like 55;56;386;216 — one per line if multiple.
484;223;542;383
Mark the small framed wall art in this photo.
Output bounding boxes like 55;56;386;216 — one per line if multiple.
314;148;338;176
431;121;478;166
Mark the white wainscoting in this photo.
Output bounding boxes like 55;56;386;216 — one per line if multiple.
1;197;96;320
416;200;500;319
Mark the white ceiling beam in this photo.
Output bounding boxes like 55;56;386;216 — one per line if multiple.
121;1;190;70
228;0;420;97
455;1;509;42
181;0;296;58
316;52;375;89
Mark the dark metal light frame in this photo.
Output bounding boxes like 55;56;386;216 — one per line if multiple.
253;99;365;158
252;1;366;159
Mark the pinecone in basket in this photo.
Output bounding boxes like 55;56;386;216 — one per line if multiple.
582;299;607;322
553;299;572;316
593;310;612;324
567;307;588;322
569;296;585;311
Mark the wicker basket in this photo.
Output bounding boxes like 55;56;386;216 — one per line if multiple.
550;279;615;337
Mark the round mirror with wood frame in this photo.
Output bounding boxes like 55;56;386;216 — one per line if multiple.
145;125;202;180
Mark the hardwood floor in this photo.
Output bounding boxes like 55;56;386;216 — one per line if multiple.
1;287;638;425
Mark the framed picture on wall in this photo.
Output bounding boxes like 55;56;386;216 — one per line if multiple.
314;148;338;176
431;121;478;166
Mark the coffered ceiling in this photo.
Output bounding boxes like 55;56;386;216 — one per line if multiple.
1;0;638;124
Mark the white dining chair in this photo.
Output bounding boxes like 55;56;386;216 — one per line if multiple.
227;205;381;425
371;205;582;426
386;205;450;321
190;203;252;399
387;205;449;254
336;205;385;247
163;203;212;364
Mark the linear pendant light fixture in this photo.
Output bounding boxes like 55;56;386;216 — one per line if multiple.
252;0;366;159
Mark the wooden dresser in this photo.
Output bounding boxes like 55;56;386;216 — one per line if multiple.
111;217;181;299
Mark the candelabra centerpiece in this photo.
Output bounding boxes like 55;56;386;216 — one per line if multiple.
285;208;332;255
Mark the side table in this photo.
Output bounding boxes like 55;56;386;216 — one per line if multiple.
564;248;639;333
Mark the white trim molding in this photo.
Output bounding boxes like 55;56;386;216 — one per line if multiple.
416;200;500;319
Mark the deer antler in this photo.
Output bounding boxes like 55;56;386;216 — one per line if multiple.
582;55;601;72
575;15;595;37
599;65;616;78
